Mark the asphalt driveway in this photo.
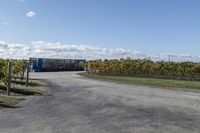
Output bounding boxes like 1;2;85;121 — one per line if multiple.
0;72;200;133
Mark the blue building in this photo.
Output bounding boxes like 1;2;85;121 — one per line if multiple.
30;58;85;72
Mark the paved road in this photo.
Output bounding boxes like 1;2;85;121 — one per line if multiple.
1;72;200;133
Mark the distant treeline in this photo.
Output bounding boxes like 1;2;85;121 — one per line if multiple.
85;58;200;80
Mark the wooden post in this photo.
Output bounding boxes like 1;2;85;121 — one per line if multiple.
7;60;12;96
26;61;30;87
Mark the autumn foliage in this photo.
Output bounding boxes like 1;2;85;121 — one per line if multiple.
85;58;200;80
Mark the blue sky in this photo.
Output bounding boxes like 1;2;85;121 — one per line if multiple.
0;0;200;60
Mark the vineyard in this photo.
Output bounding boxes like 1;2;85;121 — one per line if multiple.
0;59;27;95
0;59;27;87
0;59;47;109
85;58;200;81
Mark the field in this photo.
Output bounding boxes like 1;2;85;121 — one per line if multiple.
79;72;200;90
85;59;200;80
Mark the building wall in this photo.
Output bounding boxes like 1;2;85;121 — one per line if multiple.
30;58;85;72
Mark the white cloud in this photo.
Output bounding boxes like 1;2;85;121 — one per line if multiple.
30;41;145;60
0;40;145;60
160;53;192;58
26;11;36;18
0;41;31;59
1;22;8;26
0;40;199;62
158;53;196;62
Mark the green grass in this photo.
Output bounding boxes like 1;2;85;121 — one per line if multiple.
12;79;48;86
79;72;200;90
0;84;47;95
0;95;24;108
0;79;47;109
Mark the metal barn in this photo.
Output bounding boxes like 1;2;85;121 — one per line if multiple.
30;58;85;72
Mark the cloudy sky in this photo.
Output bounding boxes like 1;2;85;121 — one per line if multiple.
0;0;200;61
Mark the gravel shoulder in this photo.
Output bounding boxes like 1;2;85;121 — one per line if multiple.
0;72;200;133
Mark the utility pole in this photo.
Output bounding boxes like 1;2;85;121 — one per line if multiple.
26;61;30;87
7;60;12;96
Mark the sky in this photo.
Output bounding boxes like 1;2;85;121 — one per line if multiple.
0;0;200;61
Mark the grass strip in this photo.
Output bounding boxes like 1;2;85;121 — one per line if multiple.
79;72;200;90
0;95;24;108
12;79;48;86
0;84;47;95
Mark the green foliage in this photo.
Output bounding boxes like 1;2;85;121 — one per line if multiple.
0;59;8;83
12;60;27;79
85;58;200;80
0;59;27;85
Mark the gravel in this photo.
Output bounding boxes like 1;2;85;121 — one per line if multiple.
0;71;200;133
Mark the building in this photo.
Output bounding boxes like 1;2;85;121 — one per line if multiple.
30;58;85;72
